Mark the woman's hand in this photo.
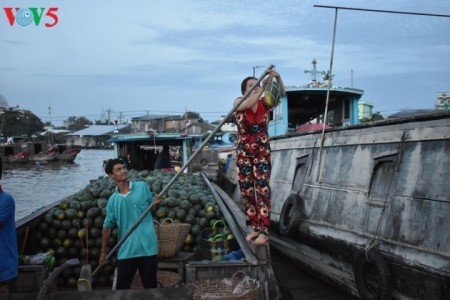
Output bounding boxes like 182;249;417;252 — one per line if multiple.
262;76;270;88
268;69;280;79
267;69;286;96
262;70;280;88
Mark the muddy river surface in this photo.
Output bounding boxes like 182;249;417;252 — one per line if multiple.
2;149;114;221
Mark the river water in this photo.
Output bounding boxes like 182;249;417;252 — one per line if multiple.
1;149;115;221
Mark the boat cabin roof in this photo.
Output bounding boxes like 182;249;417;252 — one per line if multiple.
269;84;364;137
284;85;363;126
108;132;201;146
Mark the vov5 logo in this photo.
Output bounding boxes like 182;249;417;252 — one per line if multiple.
3;7;59;27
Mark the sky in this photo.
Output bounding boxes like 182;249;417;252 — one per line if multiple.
1;0;449;126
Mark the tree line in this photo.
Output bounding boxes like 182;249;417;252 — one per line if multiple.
0;109;204;139
0;108;97;138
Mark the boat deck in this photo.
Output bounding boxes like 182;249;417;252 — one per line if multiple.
2;248;356;300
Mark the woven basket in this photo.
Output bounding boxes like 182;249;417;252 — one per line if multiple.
157;271;182;288
155;218;191;258
191;271;260;300
131;270;182;288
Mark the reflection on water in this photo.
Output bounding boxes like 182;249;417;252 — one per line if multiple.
1;149;114;221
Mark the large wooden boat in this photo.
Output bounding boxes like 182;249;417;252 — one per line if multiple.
218;61;450;299
9;132;279;299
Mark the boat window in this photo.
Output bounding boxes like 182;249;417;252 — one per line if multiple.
344;99;350;119
292;155;309;193
368;161;395;201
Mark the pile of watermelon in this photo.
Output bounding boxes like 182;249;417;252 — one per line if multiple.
31;169;226;288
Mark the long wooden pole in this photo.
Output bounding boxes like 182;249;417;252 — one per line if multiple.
92;65;274;278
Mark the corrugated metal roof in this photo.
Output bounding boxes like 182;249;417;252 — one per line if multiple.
132;114;178;121
40;129;71;136
66;125;130;136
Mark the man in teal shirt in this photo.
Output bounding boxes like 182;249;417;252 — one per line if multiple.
99;159;160;289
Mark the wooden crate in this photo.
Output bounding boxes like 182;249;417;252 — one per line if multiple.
14;265;48;293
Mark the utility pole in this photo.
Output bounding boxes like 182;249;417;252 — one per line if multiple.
351;69;354;88
184;107;188;135
48;105;53;145
106;108;111;125
48;105;52;126
252;65;266;77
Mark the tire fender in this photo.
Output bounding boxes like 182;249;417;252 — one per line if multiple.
278;194;303;237
353;249;392;300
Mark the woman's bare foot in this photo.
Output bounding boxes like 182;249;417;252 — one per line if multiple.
246;231;259;243
253;233;269;246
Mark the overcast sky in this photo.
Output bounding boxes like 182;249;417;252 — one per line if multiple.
1;0;449;125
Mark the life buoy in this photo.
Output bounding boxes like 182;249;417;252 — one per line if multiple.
278;194;303;237
353;249;392;300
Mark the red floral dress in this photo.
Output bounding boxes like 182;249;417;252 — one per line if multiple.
234;99;271;235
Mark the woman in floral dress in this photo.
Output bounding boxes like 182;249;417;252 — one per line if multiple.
234;69;285;245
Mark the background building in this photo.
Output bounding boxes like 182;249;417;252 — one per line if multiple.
66;125;131;148
358;101;374;121
436;92;449;110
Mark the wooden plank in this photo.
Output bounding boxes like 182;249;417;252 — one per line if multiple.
201;173;258;265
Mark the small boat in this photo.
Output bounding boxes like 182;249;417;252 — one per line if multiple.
52;148;81;163
192;133;236;167
1;144;81;167
3;155;29;164
28;154;55;163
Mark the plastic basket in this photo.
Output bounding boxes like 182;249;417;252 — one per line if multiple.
197;220;239;260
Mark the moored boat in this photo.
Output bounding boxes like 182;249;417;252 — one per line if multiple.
218;61;450;299
1;143;81;167
27;153;55;163
52;148;81;163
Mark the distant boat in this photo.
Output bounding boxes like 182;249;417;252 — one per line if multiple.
28;153;55;163
1;142;81;166
48;146;81;163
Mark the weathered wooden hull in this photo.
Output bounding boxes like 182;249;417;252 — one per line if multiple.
220;110;450;299
2;153;78;167
53;153;77;163
27;154;55;162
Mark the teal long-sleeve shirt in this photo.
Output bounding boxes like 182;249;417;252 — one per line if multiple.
103;181;158;260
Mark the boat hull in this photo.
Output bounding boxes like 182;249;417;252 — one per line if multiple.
220;110;450;299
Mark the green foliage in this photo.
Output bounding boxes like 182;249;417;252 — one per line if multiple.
64;116;93;131
0;108;44;138
360;112;384;123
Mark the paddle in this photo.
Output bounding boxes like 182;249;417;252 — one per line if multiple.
90;65;274;281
